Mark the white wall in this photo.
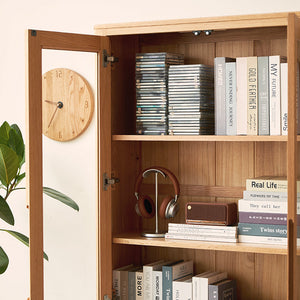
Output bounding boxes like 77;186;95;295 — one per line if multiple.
1;0;300;299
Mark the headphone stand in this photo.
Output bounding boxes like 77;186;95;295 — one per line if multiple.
142;169;166;238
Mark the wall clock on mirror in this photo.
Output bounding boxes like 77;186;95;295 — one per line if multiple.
42;68;94;141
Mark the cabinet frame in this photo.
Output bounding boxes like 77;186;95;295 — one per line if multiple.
26;11;300;300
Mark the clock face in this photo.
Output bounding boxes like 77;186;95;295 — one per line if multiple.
42;68;94;141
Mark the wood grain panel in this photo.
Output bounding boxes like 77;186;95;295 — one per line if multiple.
182;42;215;65
216;40;254;57
256;254;287;300
216;252;255;300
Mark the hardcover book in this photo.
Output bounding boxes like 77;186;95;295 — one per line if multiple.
236;57;248;135
247;56;258;135
172;275;192;300
214;57;235;135
129;266;142;300
225;62;237;135
208;279;237;300
281;63;288;135
257;56;270;135
136;268;143;300
113;264;134;299
162;260;193;300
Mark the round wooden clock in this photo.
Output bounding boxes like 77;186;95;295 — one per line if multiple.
42;68;94;141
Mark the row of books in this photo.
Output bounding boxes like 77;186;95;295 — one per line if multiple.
214;55;293;136
165;223;238;243
113;260;236;300
238;176;300;245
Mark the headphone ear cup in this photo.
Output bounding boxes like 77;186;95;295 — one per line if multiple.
159;195;173;219
136;195;155;218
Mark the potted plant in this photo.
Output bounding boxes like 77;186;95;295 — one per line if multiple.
0;121;79;274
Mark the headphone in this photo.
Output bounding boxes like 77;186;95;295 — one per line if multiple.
134;166;180;219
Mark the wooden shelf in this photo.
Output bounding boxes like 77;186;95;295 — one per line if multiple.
112;135;293;142
113;233;299;255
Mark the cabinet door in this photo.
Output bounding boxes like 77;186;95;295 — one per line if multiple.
287;13;300;300
26;30;112;300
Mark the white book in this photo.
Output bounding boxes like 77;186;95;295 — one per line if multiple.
200;271;227;300
236;57;248;135
168;227;237;237
193;271;214;300
173;275;192;300
243;190;300;201
165;233;238;243
225;62;237;135
281;63;288;135
269;55;282;135
144;260;165;300
239;234;300;245
238;199;300;214
113;264;134;298
136;269;143;300
168;223;237;232
153;269;163;300
247;56;258;135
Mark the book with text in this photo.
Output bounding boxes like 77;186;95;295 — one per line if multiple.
208;279;237;300
172;275;193;300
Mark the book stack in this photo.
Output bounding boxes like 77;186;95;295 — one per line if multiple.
113;261;237;300
165;223;238;243
168;64;214;135
238;176;300;245
136;52;184;135
214;55;293;136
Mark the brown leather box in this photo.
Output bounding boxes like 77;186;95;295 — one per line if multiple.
185;202;238;225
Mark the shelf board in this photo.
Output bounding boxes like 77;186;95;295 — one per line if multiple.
113;233;300;255
112;135;292;142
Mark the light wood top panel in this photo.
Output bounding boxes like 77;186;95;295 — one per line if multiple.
94;12;300;36
112;233;300;255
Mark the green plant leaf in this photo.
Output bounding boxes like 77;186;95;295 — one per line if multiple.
8;127;25;165
0;247;9;274
0;229;48;261
0;122;11;145
11;124;25;166
43;187;79;211
0;144;19;187
15;172;25;187
0;195;14;225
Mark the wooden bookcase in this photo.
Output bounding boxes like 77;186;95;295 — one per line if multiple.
27;12;300;300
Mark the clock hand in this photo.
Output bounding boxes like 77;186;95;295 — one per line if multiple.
47;101;63;128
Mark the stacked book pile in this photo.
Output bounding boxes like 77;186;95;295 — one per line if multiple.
113;260;237;300
165;223;238;243
136;52;184;135
214;55;293;136
238;176;300;245
168;64;214;135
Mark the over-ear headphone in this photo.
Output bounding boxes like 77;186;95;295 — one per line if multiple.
134;166;180;219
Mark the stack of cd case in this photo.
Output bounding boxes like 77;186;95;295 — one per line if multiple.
168;64;214;135
136;52;184;135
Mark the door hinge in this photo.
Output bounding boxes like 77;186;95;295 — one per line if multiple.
103;49;119;67
103;172;120;191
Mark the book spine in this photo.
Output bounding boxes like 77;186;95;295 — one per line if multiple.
129;271;136;300
208;285;218;300
281;63;288;135
136;271;143;300
203;273;227;299
165;233;237;243
238;199;300;214
258;56;270;135
236;57;248;135
225;62;237;135
246;178;300;192
243;190;291;201
168;227;237;237
238;234;291;245
113;270;121;298
153;271;162;300
168;223;237;232
247;57;258;135
269;55;281;135
239;211;292;225
238;223;300;238
172;282;192;300
162;266;173;300
143;266;153;300
214;57;226;135
121;270;129;300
